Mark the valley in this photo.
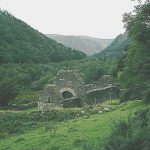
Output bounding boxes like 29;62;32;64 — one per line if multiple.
46;34;113;55
0;0;150;150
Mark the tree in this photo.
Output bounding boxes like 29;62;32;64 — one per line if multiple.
118;0;150;101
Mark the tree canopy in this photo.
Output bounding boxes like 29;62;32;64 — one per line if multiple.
0;10;86;64
118;0;150;101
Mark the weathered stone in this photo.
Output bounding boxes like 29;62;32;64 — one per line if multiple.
103;108;110;112
38;70;119;110
38;70;85;110
98;110;103;113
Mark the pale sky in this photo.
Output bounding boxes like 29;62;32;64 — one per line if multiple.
0;0;138;39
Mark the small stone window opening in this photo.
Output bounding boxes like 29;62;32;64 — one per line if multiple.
48;97;51;103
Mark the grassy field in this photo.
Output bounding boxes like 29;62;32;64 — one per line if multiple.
0;100;148;150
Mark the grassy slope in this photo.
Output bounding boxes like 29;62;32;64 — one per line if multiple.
0;100;148;150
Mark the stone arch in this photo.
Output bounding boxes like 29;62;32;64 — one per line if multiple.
62;91;73;99
59;87;76;99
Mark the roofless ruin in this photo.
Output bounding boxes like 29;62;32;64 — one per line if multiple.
38;70;119;110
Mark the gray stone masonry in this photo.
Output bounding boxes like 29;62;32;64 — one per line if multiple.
38;70;119;110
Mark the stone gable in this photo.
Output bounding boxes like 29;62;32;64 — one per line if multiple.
38;70;119;110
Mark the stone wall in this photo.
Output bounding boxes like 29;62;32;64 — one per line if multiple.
38;70;119;110
39;70;86;110
86;86;120;105
85;75;114;91
53;70;85;100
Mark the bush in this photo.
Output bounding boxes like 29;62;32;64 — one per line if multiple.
103;108;150;150
120;85;145;103
144;89;150;103
0;109;86;138
44;122;58;137
0;132;8;139
68;127;78;133
82;141;101;150
72;138;87;147
10;102;37;110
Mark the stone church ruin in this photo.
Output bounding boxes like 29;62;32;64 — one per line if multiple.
38;70;119;110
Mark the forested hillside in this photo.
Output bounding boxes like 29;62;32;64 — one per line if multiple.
0;11;115;107
0;59;116;107
0;10;86;64
47;34;113;55
94;33;130;59
0;10;87;106
0;1;150;150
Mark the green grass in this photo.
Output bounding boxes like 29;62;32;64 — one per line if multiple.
0;100;148;150
22;107;39;113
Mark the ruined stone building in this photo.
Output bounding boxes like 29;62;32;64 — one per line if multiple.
38;70;119;110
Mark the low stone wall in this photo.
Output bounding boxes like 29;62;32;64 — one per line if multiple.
86;86;120;105
38;102;57;110
61;97;83;108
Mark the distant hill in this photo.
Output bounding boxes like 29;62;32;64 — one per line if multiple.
94;33;130;59
46;34;113;55
0;11;86;64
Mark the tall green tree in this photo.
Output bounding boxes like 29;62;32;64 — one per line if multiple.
118;0;150;101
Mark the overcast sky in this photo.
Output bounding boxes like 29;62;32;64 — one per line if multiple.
0;0;138;39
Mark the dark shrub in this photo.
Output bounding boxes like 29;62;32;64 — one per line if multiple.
144;89;150;103
104;108;150;150
0;109;85;138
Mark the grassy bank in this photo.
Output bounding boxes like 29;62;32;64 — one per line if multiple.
0;100;148;150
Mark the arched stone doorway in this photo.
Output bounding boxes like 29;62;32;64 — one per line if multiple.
62;91;73;99
60;87;76;99
59;87;83;108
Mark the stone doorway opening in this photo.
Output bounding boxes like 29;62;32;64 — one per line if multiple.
60;87;76;100
62;91;73;99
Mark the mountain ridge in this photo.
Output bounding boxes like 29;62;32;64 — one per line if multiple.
46;34;113;55
94;33;130;59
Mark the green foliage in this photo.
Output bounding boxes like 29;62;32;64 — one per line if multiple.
0;100;147;149
0;109;86;139
0;10;86;64
0;64;56;106
82;141;101;150
0;78;19;106
44;122;58;137
118;1;150;101
72;138;87;147
94;33;130;59
144;89;150;103
0;10;116;107
0;58;116;107
104;108;150;150
71;58;116;83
